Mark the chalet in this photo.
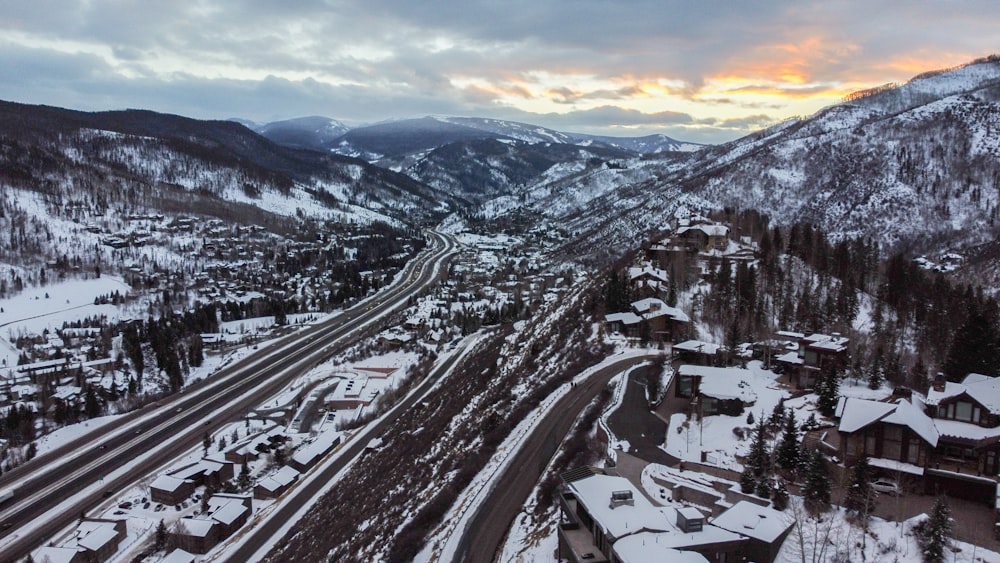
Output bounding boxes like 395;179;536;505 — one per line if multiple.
675;365;757;417
605;298;689;343
675;222;730;254
627;265;669;300
774;332;849;389
925;374;1000;496
162;549;197;563
557;468;746;563
837;397;939;471
837;388;1000;502
673;340;722;366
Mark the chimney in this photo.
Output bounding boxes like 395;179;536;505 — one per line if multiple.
932;372;946;392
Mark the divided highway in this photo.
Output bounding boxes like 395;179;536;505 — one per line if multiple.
0;230;458;562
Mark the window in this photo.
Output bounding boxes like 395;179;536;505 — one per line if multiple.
678;376;694;398
907;439;920;464
883;425;903;460
956;401;973;422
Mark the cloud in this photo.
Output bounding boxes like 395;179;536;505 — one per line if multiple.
0;0;997;143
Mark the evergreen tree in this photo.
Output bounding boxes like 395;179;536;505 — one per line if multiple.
943;310;1000;380
740;466;756;494
84;386;101;419
772;480;789;511
802;449;831;511
202;432;211;455
916;497;952;563
155;519;167;550
746;420;770;478
843;456;876;519
775;413;801;471
817;366;840;417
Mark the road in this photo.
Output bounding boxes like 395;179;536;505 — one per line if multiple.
455;353;663;563
217;336;482;562
606;367;678;467
0;230;458;562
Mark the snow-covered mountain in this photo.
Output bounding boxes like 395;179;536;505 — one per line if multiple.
570;133;704;154
0;101;462;229
253;116;350;152
497;56;1000;271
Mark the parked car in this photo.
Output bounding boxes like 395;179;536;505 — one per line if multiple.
872;479;901;496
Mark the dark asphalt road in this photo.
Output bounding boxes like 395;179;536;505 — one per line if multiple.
456;353;664;563
606;366;678;467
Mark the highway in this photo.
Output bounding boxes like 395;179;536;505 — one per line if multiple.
216;335;483;562
454;353;662;563
0;230;458;562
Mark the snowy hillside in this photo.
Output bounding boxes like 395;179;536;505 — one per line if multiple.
505;56;1000;268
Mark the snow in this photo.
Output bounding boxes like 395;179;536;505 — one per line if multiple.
664;362;788;470
613;533;709;563
32;414;122;457
710;500;793;543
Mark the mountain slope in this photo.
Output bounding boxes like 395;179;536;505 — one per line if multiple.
0;100;462;225
501;56;1000;267
254;116;350;152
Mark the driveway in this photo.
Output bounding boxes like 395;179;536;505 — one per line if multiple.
606;365;678;467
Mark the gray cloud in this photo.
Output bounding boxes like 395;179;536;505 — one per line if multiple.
0;1;997;144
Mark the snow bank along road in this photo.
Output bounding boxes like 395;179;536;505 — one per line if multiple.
0;230;459;562
455;353;664;563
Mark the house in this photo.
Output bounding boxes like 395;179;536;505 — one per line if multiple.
675;222;730;254
74;519;127;563
627;265;670;300
837;397;939;471
675;365;757;417
774;332;849;389
711;501;794;563
254;465;300;499
605;298;689;343
673;340;722;366
924;374;1000;498
150;474;195;505
289;430;342;472
557;468;746;563
168;458;235;490
171;517;220;554
205;494;252;539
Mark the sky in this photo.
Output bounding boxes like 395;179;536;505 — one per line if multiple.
0;1;996;144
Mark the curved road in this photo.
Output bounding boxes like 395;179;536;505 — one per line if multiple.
455;352;664;563
0;230;458;562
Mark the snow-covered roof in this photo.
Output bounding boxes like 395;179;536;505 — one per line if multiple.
178;517;216;538
882;399;939;446
838;398;939;446
926;375;1000;414
606;312;643;325
869;457;925;476
775;330;805;340
802;333;849;352
162;549;196;563
150;474;191;493
630;298;690;323
32;547;80;563
674;340;720;355
677;365;757;402
613;533;709;563
933;418;1000;442
568;474;671;538
292;430;342;467
711;501;794;543
210;501;248;526
677;224;729;237
629;266;668;283
773;351;803;365
77;522;119;551
258;465;301;492
837;398;896;433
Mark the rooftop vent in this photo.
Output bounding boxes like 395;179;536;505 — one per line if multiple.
676;506;704;533
609;490;634;509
